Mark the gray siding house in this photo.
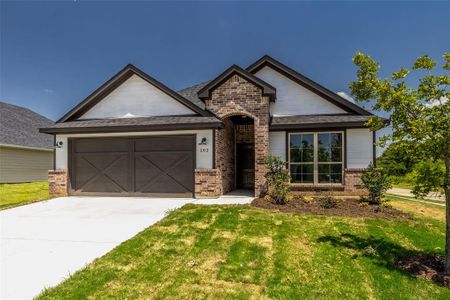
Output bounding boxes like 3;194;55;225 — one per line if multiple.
0;102;53;183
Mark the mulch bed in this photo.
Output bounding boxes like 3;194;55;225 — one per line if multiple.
251;197;411;219
396;254;450;288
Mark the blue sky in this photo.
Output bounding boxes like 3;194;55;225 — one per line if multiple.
1;1;449;123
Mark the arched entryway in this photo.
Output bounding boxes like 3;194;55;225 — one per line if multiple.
216;114;255;194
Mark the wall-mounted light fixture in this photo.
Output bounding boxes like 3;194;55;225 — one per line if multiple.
198;137;207;145
54;141;63;148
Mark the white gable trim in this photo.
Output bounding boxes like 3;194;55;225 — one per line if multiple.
254;66;347;116
79;75;196;119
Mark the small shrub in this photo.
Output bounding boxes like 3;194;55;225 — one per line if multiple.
381;201;392;208
303;196;313;204
285;194;294;203
320;196;339;209
264;154;291;205
290;193;304;202
264;195;272;202
359;201;369;207
360;163;392;205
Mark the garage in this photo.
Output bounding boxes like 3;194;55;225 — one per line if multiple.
69;135;195;197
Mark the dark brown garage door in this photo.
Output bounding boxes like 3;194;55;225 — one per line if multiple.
69;135;195;197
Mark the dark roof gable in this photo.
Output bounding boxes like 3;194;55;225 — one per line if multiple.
0;102;53;149
247;55;372;115
197;65;276;101
58;64;212;123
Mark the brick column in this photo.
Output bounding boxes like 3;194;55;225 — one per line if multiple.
344;168;368;196
195;169;221;198
48;170;68;197
254;121;269;197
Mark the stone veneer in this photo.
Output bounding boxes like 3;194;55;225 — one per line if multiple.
205;74;270;197
194;169;221;198
48;169;68;197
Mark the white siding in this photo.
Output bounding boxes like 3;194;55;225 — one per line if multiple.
79;75;195;119
346;128;373;168
55;130;213;170
269;131;286;161
254;66;346;116
0;146;53;183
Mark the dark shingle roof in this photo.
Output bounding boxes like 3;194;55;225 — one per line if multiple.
270;114;373;129
0;102;54;149
177;81;210;110
40;115;223;133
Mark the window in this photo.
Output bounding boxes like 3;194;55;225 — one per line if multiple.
289;132;343;184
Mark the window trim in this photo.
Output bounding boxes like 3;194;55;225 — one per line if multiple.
288;131;345;185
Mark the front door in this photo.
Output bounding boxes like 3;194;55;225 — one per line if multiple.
236;143;255;189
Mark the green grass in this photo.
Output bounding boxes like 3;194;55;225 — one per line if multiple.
0;182;53;210
37;202;449;299
392;182;415;189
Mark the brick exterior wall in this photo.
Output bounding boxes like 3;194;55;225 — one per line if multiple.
205;74;270;197
48;169;68;197
235;124;254;144
216;118;235;194
343;168;368;196
194;169;221;198
290;168;368;196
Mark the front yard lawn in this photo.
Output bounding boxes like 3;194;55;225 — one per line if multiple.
0;182;52;210
38;201;449;299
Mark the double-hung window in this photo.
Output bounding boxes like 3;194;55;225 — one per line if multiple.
289;132;344;185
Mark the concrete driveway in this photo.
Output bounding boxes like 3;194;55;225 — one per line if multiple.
0;196;194;299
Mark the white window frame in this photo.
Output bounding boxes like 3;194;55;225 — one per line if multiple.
288;131;345;185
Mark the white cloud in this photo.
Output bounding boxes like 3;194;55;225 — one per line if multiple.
425;96;448;108
337;91;355;103
43;88;54;94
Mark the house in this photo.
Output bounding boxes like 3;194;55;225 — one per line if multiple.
0;102;53;183
40;55;379;198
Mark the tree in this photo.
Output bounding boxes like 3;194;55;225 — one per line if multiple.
349;52;450;273
377;141;417;177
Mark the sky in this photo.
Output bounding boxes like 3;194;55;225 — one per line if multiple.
1;1;449;126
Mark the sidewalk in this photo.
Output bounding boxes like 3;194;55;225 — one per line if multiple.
387;187;445;202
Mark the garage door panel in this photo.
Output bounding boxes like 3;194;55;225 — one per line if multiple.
134;151;194;194
135;136;194;152
70;136;195;197
74;153;129;193
74;139;129;153
80;173;128;193
165;157;195;189
137;175;190;194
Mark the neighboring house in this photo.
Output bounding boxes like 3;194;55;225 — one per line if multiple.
0;102;53;183
40;55;381;198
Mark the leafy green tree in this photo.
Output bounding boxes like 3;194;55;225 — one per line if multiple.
408;159;445;197
349;52;450;273
377;141;417;177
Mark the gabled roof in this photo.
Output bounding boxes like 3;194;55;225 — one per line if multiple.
270;114;374;130
58;64;212;123
197;65;276;101
177;81;210;110
247;55;372;115
0;102;53;149
40;115;223;134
